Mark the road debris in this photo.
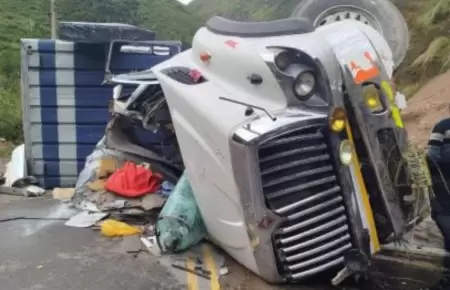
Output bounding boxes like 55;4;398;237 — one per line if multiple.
141;236;162;257
26;185;46;197
100;219;142;237
0;184;45;197
171;262;211;280
65;211;109;228
157;172;207;253
52;188;75;201
105;161;162;198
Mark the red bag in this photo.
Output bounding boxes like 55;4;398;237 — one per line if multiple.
105;161;162;198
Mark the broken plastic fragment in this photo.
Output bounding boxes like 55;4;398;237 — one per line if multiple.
141;236;162;257
65;211;109;228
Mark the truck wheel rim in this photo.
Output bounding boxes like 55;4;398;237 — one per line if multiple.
314;5;382;33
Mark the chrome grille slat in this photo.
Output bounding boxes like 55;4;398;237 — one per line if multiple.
281;225;349;254
261;154;330;176
257;122;353;281
266;176;337;200
263;166;333;188
260;132;323;149
280;206;346;235
278;216;347;245
287;244;352;271
285;235;351;263
287;196;343;221
260;144;327;163
275;186;341;215
290;257;345;280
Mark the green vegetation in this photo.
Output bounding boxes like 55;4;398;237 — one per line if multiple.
0;0;448;149
0;0;201;146
189;0;300;21
398;0;450;90
57;0;203;42
0;0;50;143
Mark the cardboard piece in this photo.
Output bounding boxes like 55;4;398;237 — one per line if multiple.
52;188;76;201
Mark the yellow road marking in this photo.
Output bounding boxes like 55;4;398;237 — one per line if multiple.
203;244;220;290
186;256;198;290
345;119;381;252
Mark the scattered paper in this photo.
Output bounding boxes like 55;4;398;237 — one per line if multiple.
78;200;101;212
102;199;126;210
65;211;108;228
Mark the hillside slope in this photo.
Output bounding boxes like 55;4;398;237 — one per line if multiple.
0;0;201;54
57;0;203;42
0;0;50;52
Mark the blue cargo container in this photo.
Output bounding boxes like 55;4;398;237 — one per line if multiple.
20;38;182;188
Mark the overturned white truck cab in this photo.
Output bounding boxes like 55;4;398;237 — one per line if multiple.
113;16;429;285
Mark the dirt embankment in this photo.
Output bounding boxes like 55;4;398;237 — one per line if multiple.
403;71;450;147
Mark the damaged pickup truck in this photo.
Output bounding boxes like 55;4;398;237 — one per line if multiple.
104;1;431;287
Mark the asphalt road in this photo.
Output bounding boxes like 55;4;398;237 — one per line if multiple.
0;196;448;290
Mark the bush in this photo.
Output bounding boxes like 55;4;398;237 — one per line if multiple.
0;87;22;142
0;50;23;142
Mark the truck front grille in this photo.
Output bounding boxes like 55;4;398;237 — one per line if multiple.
258;123;352;281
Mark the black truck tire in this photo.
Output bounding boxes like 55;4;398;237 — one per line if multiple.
291;0;409;69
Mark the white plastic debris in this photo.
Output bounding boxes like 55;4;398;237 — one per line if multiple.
395;92;408;110
3;144;26;187
219;266;229;277
26;185;46;197
141;236;162;257
65;211;108;228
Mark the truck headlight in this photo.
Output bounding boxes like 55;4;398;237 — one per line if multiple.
363;85;384;113
293;71;316;100
339;140;354;166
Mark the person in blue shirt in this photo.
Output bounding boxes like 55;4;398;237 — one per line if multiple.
427;111;450;253
428;113;450;163
425;111;450;289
